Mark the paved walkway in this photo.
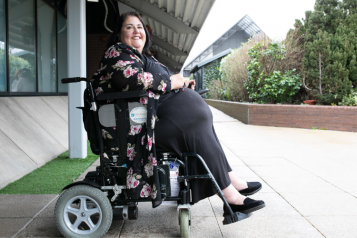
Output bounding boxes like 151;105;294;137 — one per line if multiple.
1;106;356;237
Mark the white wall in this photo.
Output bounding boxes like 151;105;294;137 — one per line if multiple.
0;96;69;189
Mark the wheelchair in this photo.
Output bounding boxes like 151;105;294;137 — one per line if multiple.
54;77;251;238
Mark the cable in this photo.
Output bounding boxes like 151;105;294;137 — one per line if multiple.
103;0;113;33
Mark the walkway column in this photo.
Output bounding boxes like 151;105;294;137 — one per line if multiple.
67;0;87;158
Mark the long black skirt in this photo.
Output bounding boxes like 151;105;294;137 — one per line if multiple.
155;89;232;204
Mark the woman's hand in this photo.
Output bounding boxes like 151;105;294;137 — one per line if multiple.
170;74;185;90
185;79;196;90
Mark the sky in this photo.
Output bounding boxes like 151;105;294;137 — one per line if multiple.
182;0;316;68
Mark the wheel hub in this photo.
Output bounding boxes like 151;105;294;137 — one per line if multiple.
63;195;103;235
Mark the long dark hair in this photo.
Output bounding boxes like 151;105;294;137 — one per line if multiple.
106;12;152;56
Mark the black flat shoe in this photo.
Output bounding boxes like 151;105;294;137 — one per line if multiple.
238;182;262;196
224;197;265;215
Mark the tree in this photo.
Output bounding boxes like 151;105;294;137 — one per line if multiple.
301;0;354;104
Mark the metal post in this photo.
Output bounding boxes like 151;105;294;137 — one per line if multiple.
67;0;87;158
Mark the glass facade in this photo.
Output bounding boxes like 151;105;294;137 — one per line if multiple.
37;0;56;92
0;0;68;96
0;0;6;92
8;0;36;92
57;10;67;93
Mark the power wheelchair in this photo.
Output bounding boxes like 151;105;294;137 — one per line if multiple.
54;77;251;238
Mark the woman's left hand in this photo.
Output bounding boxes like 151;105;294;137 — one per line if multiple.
185;80;196;90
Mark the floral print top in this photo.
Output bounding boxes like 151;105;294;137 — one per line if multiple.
91;42;172;208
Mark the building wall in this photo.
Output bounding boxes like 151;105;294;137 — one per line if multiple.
87;34;111;80
0;96;69;189
213;31;250;56
205;99;357;132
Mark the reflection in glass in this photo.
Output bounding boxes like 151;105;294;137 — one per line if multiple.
37;0;56;92
0;0;6;92
8;0;36;92
57;11;67;92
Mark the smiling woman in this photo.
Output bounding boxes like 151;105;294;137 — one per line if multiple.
120;16;146;53
92;11;265;213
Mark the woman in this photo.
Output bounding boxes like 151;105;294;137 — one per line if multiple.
92;12;265;215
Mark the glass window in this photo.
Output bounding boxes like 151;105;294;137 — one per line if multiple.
57;11;67;93
8;0;36;93
37;0;56;92
0;0;6;92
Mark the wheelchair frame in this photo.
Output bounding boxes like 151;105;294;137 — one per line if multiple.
55;77;250;238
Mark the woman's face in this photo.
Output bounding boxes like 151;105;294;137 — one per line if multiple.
120;16;146;53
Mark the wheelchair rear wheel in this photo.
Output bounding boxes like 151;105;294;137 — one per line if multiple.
179;209;190;238
54;185;113;238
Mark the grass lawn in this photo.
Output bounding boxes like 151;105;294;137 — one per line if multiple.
0;141;98;194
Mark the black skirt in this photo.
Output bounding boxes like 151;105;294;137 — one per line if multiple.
155;89;232;204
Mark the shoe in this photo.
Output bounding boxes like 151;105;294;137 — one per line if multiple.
223;197;265;215
238;182;262;196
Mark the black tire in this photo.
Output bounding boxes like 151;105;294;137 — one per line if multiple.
54;185;113;238
180;209;190;238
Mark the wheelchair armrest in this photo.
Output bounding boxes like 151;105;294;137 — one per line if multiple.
61;77;89;84
97;90;148;100
197;89;209;96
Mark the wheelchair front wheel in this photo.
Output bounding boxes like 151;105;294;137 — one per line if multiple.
180;209;190;238
54;185;113;238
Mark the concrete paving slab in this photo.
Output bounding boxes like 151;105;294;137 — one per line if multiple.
239;157;294;166
249;164;315;178
281;192;357;216
17;217;64;238
0;194;58;218
218;216;324;238
0;98;66;167
316;176;357;195
0;129;37;189
209;106;238;123
119;202;179;238
221;144;246;166
189;216;222;238
0;218;31;238
16;216;123;238
13;97;68;149
260;176;342;194
228;147;282;158
190;198;215;217
230;165;260;178
306;216;357;238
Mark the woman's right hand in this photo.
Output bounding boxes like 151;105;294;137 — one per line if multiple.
170;74;185;90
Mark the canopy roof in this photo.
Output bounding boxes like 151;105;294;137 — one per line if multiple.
117;0;216;73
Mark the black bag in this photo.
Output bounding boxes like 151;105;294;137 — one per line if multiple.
78;88;100;155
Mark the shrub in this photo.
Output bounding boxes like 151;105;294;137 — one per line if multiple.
219;34;270;102
245;41;302;103
207;79;230;101
339;89;357;106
